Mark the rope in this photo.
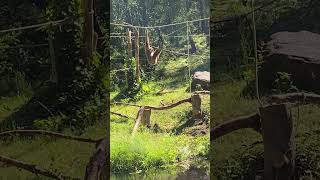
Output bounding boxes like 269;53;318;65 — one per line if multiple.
187;22;192;93
251;0;263;106
0;18;69;33
211;0;278;24
111;17;209;29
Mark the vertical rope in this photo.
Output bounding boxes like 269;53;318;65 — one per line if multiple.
187;21;191;93
252;0;262;106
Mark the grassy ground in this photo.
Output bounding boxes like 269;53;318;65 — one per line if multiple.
110;49;210;177
211;79;320;179
0;95;106;179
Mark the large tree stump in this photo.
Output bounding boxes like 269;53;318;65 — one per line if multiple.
259;104;295;180
141;109;151;127
191;94;202;119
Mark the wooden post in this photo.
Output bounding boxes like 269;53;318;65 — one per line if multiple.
134;29;140;83
127;29;132;58
132;107;145;136
141;109;151;127
259;104;295;180
191;94;202;119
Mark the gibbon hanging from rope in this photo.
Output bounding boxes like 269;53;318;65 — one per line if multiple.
145;29;163;65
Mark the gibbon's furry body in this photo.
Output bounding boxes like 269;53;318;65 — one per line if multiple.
145;29;162;65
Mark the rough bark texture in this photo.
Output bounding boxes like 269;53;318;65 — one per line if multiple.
191;94;202;119
141;109;151;127
84;138;108;180
259;104;295;180
211;113;261;141
259;31;320;93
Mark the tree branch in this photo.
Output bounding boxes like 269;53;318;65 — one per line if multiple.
269;93;320;104
0;155;80;180
211;113;261;141
0;130;99;144
111;97;192;110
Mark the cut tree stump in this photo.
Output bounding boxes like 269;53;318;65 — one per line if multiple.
141;109;151;127
132;107;145;136
259;104;295;180
192;94;202;119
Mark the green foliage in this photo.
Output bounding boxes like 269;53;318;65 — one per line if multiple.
272;72;298;94
33;117;62;131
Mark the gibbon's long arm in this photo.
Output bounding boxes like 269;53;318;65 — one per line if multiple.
145;29;162;65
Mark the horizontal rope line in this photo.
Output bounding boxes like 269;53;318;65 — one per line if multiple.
111;17;209;29
0;18;69;33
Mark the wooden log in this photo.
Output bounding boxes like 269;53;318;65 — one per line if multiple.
0;130;98;144
191;94;202;119
132;107;145;136
0;155;79;180
259;104;295;180
269;92;320;105
141;109;151;127
211;113;261;141
111;97;192;111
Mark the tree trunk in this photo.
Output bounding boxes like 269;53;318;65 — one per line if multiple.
259;104;295;180
84;0;94;63
191;94;202;119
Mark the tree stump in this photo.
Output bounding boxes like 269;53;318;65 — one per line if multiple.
259;104;295;180
141;109;151;127
191;94;202;119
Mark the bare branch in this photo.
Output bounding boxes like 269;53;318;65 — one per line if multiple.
0;130;99;144
269;92;320;105
111;112;135;120
111;97;192;111
211;113;261;141
0;155;80;180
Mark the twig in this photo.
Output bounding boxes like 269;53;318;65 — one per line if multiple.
211;113;261;141
111;112;135;120
37;101;54;116
0;130;99;144
0;155;80;180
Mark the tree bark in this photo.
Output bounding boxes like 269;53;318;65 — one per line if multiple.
259;104;295;180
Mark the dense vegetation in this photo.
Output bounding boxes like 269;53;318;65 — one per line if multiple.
0;0;108;178
110;0;210;179
211;0;320;179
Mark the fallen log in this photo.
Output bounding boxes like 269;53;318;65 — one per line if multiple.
269;92;320;104
0;155;80;180
84;138;108;180
111;97;192;111
211;113;261;141
0;130;98;144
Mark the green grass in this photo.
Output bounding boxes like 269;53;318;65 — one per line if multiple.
211;79;320;179
111;84;210;174
0;95;30;121
0;95;106;179
110;48;210;176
